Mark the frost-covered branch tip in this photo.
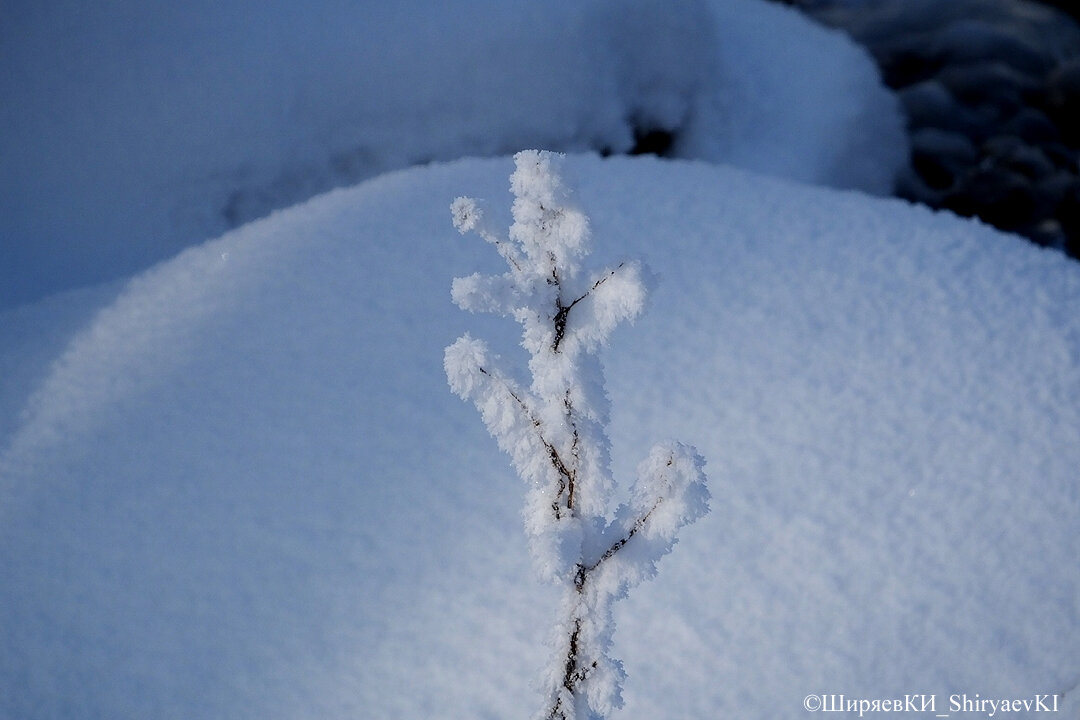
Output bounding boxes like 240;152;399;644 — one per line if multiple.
444;150;710;720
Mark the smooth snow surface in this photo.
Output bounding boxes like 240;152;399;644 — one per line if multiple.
2;155;1077;719
0;0;905;309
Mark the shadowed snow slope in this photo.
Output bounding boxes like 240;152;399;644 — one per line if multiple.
0;0;904;309
1;155;1077;719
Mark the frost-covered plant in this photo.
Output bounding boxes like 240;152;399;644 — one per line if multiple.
445;150;710;720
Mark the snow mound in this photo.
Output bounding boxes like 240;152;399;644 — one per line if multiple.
2;155;1076;719
0;0;905;309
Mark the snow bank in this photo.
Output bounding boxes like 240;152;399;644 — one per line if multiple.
0;0;905;309
693;0;908;192
2;155;1076;719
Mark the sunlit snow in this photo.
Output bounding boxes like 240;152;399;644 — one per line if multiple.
1;1;1077;719
2;153;1077;719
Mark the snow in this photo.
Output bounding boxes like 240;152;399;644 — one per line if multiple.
2;153;1078;719
0;0;905;310
1;1;1076;717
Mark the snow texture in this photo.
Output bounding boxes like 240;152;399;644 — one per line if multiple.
445;151;709;718
0;0;905;310
1;154;1077;719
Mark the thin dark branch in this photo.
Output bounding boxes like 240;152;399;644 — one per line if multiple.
545;617;596;720
492;238;522;273
569;459;672;590
564;391;580;511
552;263;625;353
583;459;671;576
593;501;656;569
478;365;577;518
563;619;583;691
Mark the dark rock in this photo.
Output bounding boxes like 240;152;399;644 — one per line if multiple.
874;44;943;88
784;0;1080;259
981;135;1056;180
1057;181;1080;238
909;128;978;191
808;0;1080;62
809;6;944;49
1031;0;1080;28
1036;171;1078;214
1001;107;1061;144
898;79;954;121
1058;58;1080;90
945;167;1038;229
1007;146;1056;181
898;80;997;137
912;127;979;161
896;164;945;205
911;151;959;191
980;133;1025;157
1061;195;1080;256
1020;218;1067;248
898;78;959;125
1042;142;1080;172
1066;234;1080;260
931;19;1055;77
937;61;1043;109
1044;58;1080;145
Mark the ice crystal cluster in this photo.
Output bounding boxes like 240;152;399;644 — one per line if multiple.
445;150;710;719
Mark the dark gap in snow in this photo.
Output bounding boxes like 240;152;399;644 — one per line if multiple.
629;127;676;157
598;125;676;159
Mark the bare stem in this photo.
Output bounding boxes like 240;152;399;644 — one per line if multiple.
477;366;578;518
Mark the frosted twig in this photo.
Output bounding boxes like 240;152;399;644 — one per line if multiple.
446;151;710;720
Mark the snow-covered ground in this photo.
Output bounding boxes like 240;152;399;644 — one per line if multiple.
2;1;1078;719
3;153;1078;718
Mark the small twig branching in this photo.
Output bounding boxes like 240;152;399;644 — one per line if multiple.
445;151;710;720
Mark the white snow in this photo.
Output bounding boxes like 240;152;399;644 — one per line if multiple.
1;1;1076;717
0;0;905;310
2;153;1077;719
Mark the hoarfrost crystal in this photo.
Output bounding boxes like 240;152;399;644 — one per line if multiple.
445;150;710;720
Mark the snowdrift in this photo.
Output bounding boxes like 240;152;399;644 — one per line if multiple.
0;0;905;309
2;155;1077;719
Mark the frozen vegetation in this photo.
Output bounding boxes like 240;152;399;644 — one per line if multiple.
1;1;1078;719
446;151;709;718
